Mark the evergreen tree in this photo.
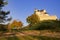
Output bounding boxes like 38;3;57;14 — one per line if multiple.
0;0;12;31
0;0;11;23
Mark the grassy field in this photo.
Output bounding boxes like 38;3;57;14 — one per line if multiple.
0;35;60;40
0;30;60;40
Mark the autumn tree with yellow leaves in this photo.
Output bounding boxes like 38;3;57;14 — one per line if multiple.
8;20;23;31
26;13;40;26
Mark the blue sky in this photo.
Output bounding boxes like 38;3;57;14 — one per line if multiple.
3;0;60;25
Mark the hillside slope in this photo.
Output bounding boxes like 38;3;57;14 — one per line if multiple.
0;30;60;40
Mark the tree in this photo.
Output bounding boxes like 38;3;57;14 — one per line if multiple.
9;20;23;30
0;0;12;31
26;13;40;26
0;0;11;23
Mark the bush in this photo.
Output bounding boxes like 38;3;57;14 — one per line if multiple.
0;24;7;32
28;20;60;30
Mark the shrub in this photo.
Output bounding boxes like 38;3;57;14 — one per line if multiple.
28;20;60;30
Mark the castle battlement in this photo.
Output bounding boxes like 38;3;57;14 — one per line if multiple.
34;9;57;21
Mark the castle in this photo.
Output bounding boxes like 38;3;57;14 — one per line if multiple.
34;9;57;21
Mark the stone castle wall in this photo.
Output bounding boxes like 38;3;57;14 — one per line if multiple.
34;9;57;21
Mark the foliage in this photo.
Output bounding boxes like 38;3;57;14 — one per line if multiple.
8;20;23;30
0;0;11;23
0;0;12;31
0;24;7;31
26;13;40;25
25;20;60;31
